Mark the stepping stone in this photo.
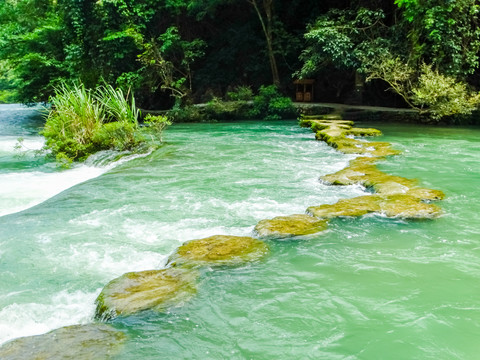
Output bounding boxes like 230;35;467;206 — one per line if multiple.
254;214;328;239
168;235;269;268
307;194;442;220
0;324;126;360
95;268;198;320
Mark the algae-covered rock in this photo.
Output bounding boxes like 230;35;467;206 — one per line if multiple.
307;195;382;219
307;194;442;220
301;119;390;156
168;235;269;268
365;141;402;157
320;156;444;202
321;157;417;190
379;194;442;219
301;115;444;220
254;214;328;239
95;268;198;321
345;127;382;137
0;324;126;360
406;187;445;201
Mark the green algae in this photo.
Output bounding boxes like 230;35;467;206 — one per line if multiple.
168;235;269;268
254;214;329;239
94;268;198;321
0;324;126;360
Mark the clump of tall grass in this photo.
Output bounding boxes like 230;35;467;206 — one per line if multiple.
42;82;170;165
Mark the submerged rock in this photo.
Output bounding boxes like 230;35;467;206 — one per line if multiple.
254;214;328;239
95;268;198;321
0;324;126;360
168;235;269;268
307;194;442;220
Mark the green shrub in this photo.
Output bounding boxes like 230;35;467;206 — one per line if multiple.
226;86;253;101
204;97;253;121
411;64;480;120
143;114;172;143
165;105;206;122
250;85;297;120
42;82;169;163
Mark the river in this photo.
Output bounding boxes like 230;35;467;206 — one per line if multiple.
0;104;479;359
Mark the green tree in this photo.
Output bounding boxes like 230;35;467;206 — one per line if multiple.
138;26;206;103
0;0;69;103
395;0;480;78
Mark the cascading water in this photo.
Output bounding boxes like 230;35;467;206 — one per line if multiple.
1;104;480;359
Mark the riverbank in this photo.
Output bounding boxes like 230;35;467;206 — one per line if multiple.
142;100;480;125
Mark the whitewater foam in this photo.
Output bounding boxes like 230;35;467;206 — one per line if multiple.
0;149;153;217
0;290;98;346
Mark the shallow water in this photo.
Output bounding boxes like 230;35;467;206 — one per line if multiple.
1;105;479;359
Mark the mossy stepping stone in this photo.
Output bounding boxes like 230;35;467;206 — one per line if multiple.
345;127;382;137
254;214;328;239
307;194;442;220
95;268;198;321
406;187;445;201
0;324;126;360
308;195;382;219
168;235;269;268
379;194;443;219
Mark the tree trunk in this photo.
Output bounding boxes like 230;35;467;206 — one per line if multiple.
249;0;280;87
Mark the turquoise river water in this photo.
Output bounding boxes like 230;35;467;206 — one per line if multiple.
0;104;479;359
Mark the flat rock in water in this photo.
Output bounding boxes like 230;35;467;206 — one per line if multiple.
379;194;443;219
0;324;126;360
168;235;269;268
406;187;445;201
254;214;328;239
95;268;198;321
307;195;382;219
307;194;442;220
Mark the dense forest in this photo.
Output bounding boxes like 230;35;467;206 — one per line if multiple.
1;0;480;121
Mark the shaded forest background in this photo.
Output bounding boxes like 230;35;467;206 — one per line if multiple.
1;0;480;121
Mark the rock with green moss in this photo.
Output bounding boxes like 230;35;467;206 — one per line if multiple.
307;194;442;220
321;156;444;201
322;157;416;188
94;268;198;321
254;214;329;239
379;194;443;219
301;119;398;156
168;235;269;268
345;127;382;137
307;195;382;218
0;324;126;360
406;187;445;201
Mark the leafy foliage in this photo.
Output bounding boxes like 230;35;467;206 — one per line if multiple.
395;0;480;77
42;82;169;164
411;64;480;119
298;8;392;77
138;26;206;102
250;85;296;120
